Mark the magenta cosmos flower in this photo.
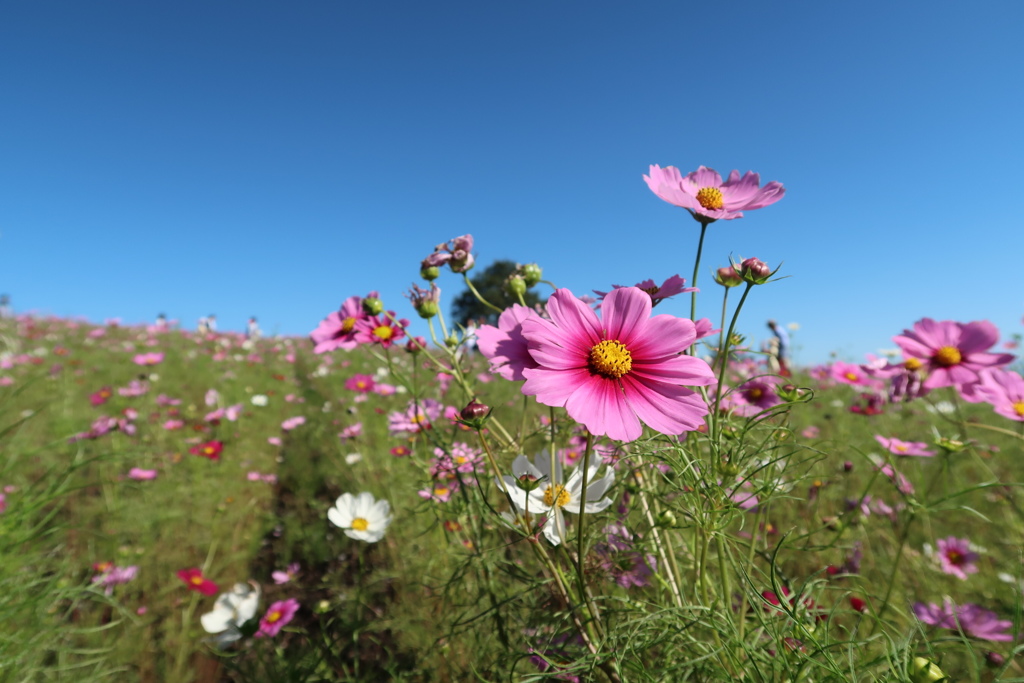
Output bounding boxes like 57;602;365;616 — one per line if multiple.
893;318;1014;392
874;435;936;457
256;598;299;638
520;287;716;442
644;165;785;222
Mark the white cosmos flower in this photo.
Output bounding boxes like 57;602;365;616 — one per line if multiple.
200;582;261;648
328;492;392;543
498;453;615;546
251;394;269;407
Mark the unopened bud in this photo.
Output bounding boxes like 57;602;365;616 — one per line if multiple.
909;657;946;683
421;265;440;281
985;651;1005;668
405;336;428;353
655;509;677;528
445;334;459;349
714;265;743;288
416;300;439;319
740;257;772;284
362;297;384;315
505;275;527;297
520;263;542;287
460;400;490;421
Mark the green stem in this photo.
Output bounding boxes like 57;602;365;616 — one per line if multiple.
689;220;711;324
712;282;755;457
462;274;504;314
717;287;730;373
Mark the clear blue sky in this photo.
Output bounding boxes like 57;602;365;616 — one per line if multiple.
2;1;1021;365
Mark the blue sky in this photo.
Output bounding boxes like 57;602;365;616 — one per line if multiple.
2;0;1021;365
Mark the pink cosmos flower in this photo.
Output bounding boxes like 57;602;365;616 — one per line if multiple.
338;423;362;441
872;456;915;495
205;389;220;407
133;352;164;366
388;399;442;435
281;416;306;431
893;318;1014;393
91;563;138;595
830;361;876;387
272;563;301;585
418;481;458;503
163;419;184;431
874;435;936;457
128;468;158;481
976;368;1024;421
914;600;1013;641
730;376;783;416
353;313;408;349
520;287;716;442
594;274;696;307
177;568;219;596
310;295;370;354
935;536;979;580
476;304;541;381
256;599;299;638
267;436;282;446
644;164;785;222
345;374;376;393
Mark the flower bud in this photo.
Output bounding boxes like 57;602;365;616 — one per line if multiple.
909;657;946;683
445;334;459;349
714;265;743;288
362;297;384;315
520;263;542;287
985;651;1005;668
655;509;677;528
457;400;492;429
739;257;772;284
505;275;527;297
416;301;439;319
420;265;440;281
935;437;967;454
405;336;427;353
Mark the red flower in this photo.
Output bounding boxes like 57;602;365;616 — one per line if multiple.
189;440;223;460
177;568;218;596
850;597;867;613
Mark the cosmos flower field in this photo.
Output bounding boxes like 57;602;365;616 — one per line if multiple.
2;166;1023;682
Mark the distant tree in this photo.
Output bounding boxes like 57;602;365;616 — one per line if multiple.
450;260;545;327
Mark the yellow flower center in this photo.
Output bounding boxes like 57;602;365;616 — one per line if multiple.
640;285;660;297
747;387;764;400
695;187;724;210
373;325;394;341
1013;401;1024;417
544;484;571;508
266;610;282;623
190;576;204;586
933;346;962;367
341;316;357;333
589;340;632;379
946;550;962;565
904;358;923;371
433;487;449;497
844;372;859;381
896;444;908;452
351;517;369;531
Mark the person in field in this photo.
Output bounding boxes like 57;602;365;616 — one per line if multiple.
767;319;791;377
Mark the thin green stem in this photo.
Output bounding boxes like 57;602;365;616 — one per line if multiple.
462;274;504;314
689;220;711;324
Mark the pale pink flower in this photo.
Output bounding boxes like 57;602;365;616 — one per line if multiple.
205;389;219;407
267;436;282;446
644;164;785;222
976;368;1024;421
338;423;362;441
272;563;300;585
133;352;164;366
594;274;696;307
281;416;306;431
163;419;184;431
128;468;158;481
874;435;936;457
521;288;716;442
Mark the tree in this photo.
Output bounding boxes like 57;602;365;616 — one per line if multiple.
449;260;545;328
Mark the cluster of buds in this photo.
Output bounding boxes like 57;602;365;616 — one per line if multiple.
421;234;475;278
505;262;543;298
